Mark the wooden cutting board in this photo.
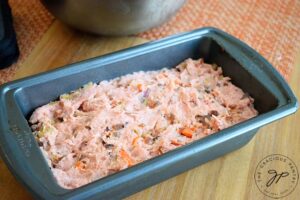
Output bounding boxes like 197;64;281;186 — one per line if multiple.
1;21;299;200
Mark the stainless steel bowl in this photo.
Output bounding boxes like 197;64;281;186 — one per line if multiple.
41;0;186;35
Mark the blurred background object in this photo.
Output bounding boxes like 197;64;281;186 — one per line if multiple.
41;0;186;35
0;0;299;84
0;0;19;69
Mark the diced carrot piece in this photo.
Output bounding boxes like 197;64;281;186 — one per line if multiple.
137;84;143;92
179;128;193;138
190;126;197;131
75;161;86;171
158;146;163;155
171;140;182;146
146;99;158;108
120;149;133;166
132;136;140;145
211;119;220;131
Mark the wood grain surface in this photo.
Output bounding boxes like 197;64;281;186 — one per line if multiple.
0;20;299;200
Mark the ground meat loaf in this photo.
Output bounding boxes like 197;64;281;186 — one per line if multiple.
29;58;258;189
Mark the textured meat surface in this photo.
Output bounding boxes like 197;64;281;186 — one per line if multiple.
29;58;258;189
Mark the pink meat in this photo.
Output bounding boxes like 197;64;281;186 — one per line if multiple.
29;58;258;189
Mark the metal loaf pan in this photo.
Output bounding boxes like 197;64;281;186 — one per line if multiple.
0;27;298;199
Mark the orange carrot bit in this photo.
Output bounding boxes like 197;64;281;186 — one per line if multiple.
179;128;193;138
132;136;140;145
158;146;164;155
75;161;86;171
171;140;182;146
120;149;133;167
190;126;197;131
137;84;143;92
211;119;220;131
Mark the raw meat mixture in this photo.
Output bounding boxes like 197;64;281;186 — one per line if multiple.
29;58;258;189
